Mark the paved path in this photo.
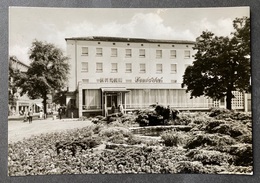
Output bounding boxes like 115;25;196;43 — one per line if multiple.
8;118;93;143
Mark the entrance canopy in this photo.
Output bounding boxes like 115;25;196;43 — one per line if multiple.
101;87;130;94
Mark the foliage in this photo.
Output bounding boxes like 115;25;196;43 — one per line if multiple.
8;110;252;176
15;40;69;114
209;108;232;117
98;127;131;138
182;17;250;110
136;105;179;126
229;144;253;166
185;133;236;149
174;161;207;174
161;130;180;147
52;90;67;106
187;149;233;165
8;57;19;107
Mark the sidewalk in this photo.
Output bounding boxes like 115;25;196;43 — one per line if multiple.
8;117;92;143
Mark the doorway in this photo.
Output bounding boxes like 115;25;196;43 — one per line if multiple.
106;94;118;114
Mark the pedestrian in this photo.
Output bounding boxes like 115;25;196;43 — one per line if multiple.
58;107;62;120
111;104;115;114
23;110;28;122
39;109;43;119
28;108;33;123
19;109;24;116
119;104;124;114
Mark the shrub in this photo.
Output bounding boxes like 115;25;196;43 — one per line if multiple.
161;130;179;147
231;112;251;120
229;125;246;138
209;108;231;117
98;127;131;138
187;149;234;165
229;144;253;166
175;161;208;174
56;136;102;156
126;135;143;145
236;134;252;144
211;123;230;135
205;120;226;133
185;133;236;149
108;134;126;144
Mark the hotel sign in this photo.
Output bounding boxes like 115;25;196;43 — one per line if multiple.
135;77;163;83
97;77;163;83
98;78;123;83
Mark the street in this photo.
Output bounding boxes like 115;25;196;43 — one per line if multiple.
8;117;92;143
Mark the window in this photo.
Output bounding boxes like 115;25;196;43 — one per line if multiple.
125;49;132;57
170;50;177;59
111;63;118;73
184;50;191;58
156;64;163;73
111;48;117;57
82;79;89;83
139;49;145;58
96;63;103;72
171;64;177;73
81;62;88;72
82;47;88;55
140;63;146;73
156;50;162;58
125;63;132;73
96;48;102;56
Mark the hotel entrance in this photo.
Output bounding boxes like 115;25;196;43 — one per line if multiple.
101;87;129;116
106;94;118;114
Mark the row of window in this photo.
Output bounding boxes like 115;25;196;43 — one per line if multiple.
81;62;191;73
81;47;191;59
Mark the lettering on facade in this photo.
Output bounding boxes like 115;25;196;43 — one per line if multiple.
135;77;163;83
98;78;123;83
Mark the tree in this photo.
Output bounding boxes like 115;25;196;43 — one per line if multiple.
16;40;69;114
53;89;67;106
182;17;250;110
8;57;19;113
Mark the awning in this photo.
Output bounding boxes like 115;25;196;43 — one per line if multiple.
101;87;130;93
35;103;43;107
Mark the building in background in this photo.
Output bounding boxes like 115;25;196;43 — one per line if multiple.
65;36;251;117
9;56;43;116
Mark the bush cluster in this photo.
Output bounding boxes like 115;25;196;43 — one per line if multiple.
8;108;252;176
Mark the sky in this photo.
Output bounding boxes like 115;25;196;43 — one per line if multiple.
9;7;249;65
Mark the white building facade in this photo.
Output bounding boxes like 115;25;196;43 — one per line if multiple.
65;36;250;117
9;56;43;116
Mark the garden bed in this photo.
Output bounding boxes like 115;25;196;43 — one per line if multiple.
8;108;252;176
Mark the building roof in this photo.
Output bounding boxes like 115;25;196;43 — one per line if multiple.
65;36;195;44
9;56;29;68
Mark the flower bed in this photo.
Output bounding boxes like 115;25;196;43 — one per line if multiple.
8;108;252;176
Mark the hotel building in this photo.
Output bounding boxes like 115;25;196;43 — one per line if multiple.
65;36;250;117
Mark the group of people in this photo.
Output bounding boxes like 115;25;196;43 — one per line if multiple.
20;108;33;123
111;104;124;114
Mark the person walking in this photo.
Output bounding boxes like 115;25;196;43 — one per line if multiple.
58;107;62;120
39;109;43;119
28;108;33;123
23;109;28;122
119;104;124;114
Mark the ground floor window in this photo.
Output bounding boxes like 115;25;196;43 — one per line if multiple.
83;89;101;110
125;89;210;109
81;89;247;111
